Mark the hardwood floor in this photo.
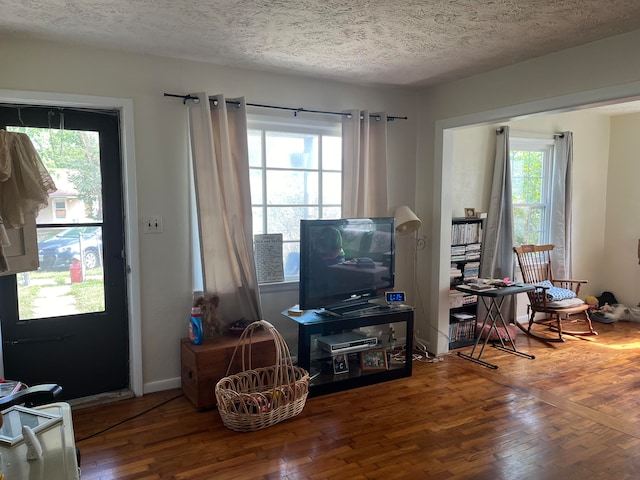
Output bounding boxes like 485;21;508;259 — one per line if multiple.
72;319;640;479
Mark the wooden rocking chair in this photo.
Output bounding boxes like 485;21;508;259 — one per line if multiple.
513;244;597;341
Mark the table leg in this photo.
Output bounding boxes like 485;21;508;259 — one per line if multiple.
457;296;500;369
490;297;535;360
457;294;535;369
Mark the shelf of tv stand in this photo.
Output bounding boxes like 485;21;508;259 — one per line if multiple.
282;306;414;397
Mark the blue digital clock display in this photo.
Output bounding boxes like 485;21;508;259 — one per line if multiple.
385;291;406;303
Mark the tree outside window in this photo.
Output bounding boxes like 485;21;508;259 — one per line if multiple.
510;138;553;246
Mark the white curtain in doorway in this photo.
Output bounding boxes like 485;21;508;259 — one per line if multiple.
342;111;388;217
187;93;262;323
550;132;573;279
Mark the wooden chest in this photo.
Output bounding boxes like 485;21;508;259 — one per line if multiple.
180;332;277;410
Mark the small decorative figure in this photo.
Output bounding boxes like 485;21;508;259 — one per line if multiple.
193;293;223;338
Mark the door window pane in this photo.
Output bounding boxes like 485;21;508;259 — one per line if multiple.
9;127;103;224
8;127;105;320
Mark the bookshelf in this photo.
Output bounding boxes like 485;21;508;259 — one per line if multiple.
449;217;483;349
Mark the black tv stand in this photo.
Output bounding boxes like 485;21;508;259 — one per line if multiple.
282;306;414;396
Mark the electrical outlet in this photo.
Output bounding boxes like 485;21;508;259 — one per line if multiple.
143;215;163;234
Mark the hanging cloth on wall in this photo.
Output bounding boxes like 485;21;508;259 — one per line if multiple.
0;130;57;271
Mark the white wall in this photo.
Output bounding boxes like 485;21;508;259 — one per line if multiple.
450;126;494;218
604;113;640;305
0;36;419;393
419;29;640;353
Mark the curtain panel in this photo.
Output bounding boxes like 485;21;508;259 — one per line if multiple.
550;132;573;279
481;127;514;281
187;93;262;323
480;126;515;323
341;111;389;218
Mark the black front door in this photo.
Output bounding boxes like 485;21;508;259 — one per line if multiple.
0;105;129;400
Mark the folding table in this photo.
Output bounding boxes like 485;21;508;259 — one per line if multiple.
455;283;536;369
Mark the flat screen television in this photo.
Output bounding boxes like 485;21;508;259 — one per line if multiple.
299;217;395;313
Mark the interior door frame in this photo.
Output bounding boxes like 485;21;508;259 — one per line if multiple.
431;80;640;356
0;89;142;396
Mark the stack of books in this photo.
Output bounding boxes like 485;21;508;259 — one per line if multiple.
451;245;466;261
449;312;476;343
463;261;480;282
463;282;495;291
451;222;483;245
450;263;462;283
465;243;481;260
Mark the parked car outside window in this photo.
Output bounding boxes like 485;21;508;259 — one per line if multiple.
37;226;102;270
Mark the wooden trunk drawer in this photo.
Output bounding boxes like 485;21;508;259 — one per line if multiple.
181;332;277;410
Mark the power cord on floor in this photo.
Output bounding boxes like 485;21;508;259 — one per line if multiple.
75;392;184;443
387;339;443;365
413;336;444;363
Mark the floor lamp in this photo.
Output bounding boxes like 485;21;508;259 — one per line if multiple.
394;205;424;305
394;206;431;357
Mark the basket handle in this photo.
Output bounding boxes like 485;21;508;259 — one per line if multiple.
224;320;298;388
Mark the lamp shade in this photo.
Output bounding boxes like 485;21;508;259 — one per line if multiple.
395;206;421;235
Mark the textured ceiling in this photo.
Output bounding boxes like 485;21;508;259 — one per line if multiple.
3;0;640;88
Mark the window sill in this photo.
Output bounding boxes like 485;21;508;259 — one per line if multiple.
258;280;299;294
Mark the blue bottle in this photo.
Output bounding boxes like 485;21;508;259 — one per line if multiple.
189;307;204;345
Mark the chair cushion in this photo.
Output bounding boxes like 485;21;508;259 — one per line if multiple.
546;297;585;308
534;280;577;301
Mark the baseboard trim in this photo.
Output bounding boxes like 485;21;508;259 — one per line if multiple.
143;377;181;394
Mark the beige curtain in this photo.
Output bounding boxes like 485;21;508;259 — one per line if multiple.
187;93;262;323
341;111;388;217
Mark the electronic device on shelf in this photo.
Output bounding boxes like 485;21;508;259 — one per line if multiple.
385;291;406;305
317;332;378;354
298;217;396;312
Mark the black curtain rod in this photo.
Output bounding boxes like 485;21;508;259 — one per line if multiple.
163;93;407;121
496;126;564;138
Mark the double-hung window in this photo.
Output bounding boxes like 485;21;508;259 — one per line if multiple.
247;115;342;282
510;138;554;246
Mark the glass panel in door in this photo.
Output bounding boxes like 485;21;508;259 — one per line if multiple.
8;126;106;320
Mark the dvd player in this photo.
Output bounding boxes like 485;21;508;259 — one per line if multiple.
317;332;378;354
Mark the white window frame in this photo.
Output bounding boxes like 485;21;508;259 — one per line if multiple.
510;137;554;246
247;113;342;283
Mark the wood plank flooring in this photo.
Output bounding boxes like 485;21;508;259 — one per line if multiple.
71;319;640;479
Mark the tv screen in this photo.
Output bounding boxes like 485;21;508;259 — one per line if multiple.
299;217;395;312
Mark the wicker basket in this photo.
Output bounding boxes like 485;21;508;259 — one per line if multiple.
215;320;309;432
